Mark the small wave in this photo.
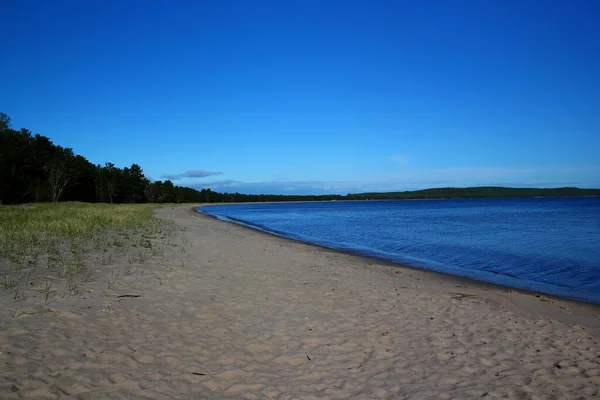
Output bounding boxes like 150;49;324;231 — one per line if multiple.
197;199;600;304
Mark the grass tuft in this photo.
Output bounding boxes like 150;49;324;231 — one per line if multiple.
0;202;177;302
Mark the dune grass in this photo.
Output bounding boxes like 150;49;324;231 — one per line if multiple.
0;202;177;303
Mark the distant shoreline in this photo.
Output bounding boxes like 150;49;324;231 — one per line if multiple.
198;194;600;206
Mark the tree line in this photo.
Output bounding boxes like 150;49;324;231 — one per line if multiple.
0;113;353;205
347;186;600;200
1;112;598;205
0;113;217;205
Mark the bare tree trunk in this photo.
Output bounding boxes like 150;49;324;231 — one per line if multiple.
107;180;115;204
48;163;70;202
144;184;156;203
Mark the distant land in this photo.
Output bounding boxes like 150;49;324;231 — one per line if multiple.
347;186;600;200
2;113;599;205
208;186;600;203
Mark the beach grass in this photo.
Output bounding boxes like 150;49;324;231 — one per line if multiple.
0;202;176;303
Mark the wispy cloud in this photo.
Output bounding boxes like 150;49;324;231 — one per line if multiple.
190;179;362;195
388;155;408;165
184;165;600;195
161;169;223;180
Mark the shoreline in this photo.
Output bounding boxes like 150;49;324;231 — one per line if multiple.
198;194;600;207
1;205;599;399
195;206;600;314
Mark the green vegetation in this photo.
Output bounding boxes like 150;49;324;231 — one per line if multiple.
0;202;176;304
346;186;600;200
1;113;598;305
0;112;211;205
196;186;600;202
1;112;598;206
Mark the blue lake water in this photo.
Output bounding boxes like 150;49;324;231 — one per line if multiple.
198;198;600;304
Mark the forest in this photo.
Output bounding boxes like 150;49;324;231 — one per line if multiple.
1;112;598;205
347;186;600;200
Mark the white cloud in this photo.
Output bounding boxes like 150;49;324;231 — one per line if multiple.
183;165;600;195
161;169;223;180
388;155;408;165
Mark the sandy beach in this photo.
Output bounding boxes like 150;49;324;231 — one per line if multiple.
1;205;599;399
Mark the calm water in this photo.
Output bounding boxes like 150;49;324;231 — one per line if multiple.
198;198;600;304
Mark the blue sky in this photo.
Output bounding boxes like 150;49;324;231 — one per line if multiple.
2;0;599;194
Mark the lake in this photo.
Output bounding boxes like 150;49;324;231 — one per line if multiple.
198;197;600;304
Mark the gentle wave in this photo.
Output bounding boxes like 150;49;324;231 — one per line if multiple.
199;197;600;304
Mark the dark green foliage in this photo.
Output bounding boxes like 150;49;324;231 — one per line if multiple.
0;112;10;131
202;187;600;203
0;114;207;204
346;187;600;200
1;113;598;205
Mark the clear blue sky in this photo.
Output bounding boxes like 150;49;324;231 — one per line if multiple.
2;0;599;194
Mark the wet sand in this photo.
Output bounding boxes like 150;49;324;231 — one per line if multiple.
1;205;599;399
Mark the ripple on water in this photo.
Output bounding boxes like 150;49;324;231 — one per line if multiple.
200;197;600;303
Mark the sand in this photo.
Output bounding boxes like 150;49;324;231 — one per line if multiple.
1;205;599;399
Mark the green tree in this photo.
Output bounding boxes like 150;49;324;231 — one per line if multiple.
122;163;148;203
0;112;11;131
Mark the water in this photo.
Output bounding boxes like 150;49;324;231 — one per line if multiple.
198;197;600;304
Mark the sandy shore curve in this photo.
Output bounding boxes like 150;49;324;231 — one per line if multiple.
1;205;599;399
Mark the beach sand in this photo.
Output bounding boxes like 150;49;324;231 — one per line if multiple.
1;206;599;399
